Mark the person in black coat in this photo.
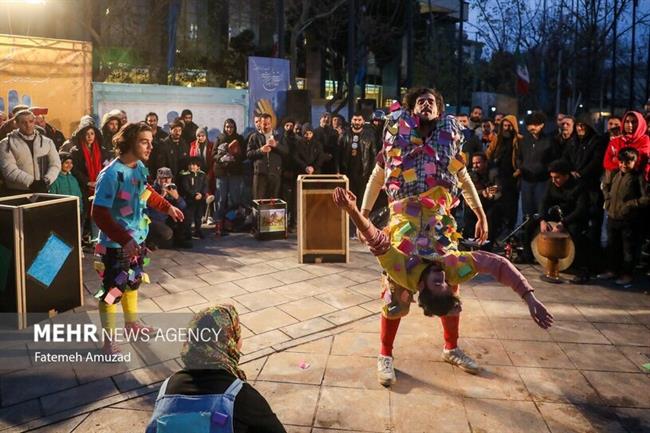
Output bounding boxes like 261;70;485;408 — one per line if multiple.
294;124;328;175
151;119;190;179
539;159;592;283
339;113;377;208
179;157;208;238
213;119;245;235
246;113;287;200
314;112;340;174
279;119;299;229
562;114;606;249
518;112;555;217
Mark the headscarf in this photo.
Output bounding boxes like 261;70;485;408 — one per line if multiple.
180;304;246;380
604;111;650;180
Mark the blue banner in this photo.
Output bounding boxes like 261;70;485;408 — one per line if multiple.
248;57;290;130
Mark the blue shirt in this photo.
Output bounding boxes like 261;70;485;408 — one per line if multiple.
94;159;150;248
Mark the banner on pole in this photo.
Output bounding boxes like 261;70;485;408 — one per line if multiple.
248;57;290;130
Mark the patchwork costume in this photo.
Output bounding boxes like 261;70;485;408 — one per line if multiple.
92;159;170;331
357;107;534;358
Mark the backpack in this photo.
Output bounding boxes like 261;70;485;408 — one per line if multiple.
146;376;243;433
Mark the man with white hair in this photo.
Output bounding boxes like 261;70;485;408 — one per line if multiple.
0;109;60;195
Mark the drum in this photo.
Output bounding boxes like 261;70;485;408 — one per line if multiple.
532;229;575;283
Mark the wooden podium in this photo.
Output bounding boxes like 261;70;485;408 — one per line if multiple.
0;194;83;328
297;174;349;263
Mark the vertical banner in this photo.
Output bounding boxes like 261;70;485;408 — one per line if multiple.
248;57;290;130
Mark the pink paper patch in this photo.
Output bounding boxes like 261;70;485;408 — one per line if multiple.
424;163;437;175
117;190;131;200
392;201;404;213
425;176;437;187
94;244;107;255
420;197;435;208
389;101;401;112
103;287;122;305
120;205;134;217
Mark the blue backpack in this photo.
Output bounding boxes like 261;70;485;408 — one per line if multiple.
146;376;243;433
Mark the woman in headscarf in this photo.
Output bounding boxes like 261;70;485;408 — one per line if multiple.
213;119;245;237
147;305;286;433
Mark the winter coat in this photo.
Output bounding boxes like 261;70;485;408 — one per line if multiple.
68;126;111;196
100;111;122;153
178;170;208;202
518;131;555;182
49;171;84;212
562;127;605;191
246;131;286;176
213;133;245;177
541;176;589;225
181;121;199;145
339;126;377;183
0;129;61;191
603;169;650;221
280;131;298;179
294;137;327;174
151;136;190;179
603;111;650;181
314;126;340;174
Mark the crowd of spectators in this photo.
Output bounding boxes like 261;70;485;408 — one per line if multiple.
1;101;649;286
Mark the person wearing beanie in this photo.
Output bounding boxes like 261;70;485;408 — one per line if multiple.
49;151;84;219
294;123;328;175
0;104;30;141
0;109;61;195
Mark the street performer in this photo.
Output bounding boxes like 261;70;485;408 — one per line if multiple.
340;88;553;386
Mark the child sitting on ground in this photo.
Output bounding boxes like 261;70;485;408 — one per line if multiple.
333;187;553;328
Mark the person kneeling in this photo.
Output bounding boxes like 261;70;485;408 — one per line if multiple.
146;305;286;433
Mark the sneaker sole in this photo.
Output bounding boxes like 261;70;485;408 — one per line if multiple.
378;376;396;387
442;357;480;375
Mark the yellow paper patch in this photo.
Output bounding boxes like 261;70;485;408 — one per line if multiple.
93;261;105;272
403;168;417;183
387;147;402;158
410;136;423;146
390;167;402;178
140;189;152;202
141;272;150;284
448;158;465;174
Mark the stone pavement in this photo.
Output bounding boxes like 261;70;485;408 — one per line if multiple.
1;233;650;432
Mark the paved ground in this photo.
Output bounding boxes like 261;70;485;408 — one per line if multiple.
1;233;649;432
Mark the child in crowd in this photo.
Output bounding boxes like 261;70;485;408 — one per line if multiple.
49;151;84;224
599;147;650;285
91;122;184;355
179;156;208;239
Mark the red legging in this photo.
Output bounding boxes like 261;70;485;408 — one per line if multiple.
380;314;459;356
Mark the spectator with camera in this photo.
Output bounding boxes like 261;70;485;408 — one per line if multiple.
147;167;192;249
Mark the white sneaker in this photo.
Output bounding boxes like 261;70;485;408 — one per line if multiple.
377;355;396;387
442;347;480;374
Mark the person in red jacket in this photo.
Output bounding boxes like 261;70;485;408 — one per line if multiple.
603;111;650;181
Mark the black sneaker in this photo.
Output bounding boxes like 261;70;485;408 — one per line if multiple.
570;274;590;284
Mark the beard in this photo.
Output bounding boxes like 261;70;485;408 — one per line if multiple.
501;130;513;139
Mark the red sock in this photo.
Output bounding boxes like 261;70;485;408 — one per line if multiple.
380;315;401;356
440;315;459;350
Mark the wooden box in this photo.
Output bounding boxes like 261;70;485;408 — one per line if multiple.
297;174;349;263
0;194;83;328
252;199;287;240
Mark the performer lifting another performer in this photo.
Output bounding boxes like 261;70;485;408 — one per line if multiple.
336;87;553;386
92;122;185;355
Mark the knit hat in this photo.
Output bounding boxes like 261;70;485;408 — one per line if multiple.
59;151;73;163
157;167;173;179
11;105;29;116
13;109;34;121
196;126;207;137
301;123;314;135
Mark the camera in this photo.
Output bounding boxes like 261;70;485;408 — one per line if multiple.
165;183;177;190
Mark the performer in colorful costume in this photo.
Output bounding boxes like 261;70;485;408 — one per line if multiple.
92;122;185;355
340;88;553;385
